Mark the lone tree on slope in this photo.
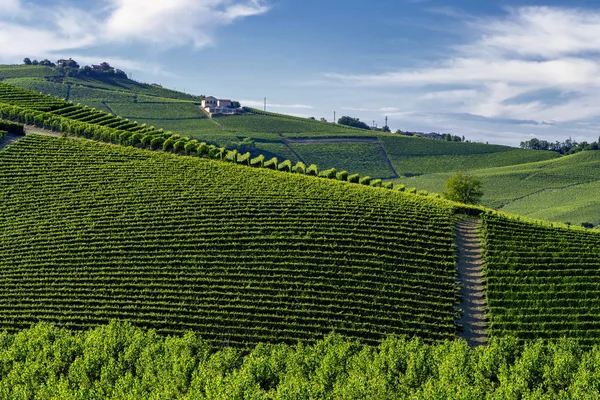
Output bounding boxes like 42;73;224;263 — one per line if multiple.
443;173;484;205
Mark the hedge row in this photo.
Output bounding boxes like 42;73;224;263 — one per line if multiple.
0;100;395;190
0;119;24;135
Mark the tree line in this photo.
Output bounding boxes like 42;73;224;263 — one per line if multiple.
520;137;599;154
23;57;127;78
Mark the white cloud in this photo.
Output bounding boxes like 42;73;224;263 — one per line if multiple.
341;106;402;113
0;0;19;13
326;6;600;126
104;0;269;48
473;7;600;58
241;100;313;109
0;0;269;63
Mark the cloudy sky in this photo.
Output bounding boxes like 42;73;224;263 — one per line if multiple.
1;0;600;146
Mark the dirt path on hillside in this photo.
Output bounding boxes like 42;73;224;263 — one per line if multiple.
24;125;62;137
283;137;400;178
0;125;64;150
455;218;487;347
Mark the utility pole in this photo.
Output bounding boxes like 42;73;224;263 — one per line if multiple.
264;97;267;111
385;116;388;128
373;120;375;129
334;111;336;123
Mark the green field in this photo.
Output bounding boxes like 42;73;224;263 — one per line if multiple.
0;134;459;347
381;135;560;176
2;67;599;224
396;151;600;225
3;67;568;183
289;141;396;179
0;65;61;79
4;72;600;396
106;102;206;119
482;213;600;345
217;112;365;135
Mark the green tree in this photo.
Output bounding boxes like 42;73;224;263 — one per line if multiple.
337;116;370;130
443;173;483;204
23;58;32;65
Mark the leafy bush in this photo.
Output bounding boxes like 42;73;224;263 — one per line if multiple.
336;170;348;181
184;140;198;154
0;119;24;135
306;164;319;176
278;159;292;173
150;137;164;150
264;157;278;170
348;173;360;183
250;154;264;168
359;176;371;186
443;173;484;205
319;168;337;179
225;149;238;163
292;161;306;174
237;152;251;166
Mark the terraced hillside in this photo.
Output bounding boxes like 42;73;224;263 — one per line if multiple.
481;213;600;346
2;72;596;225
0;66;558;180
397;151;600;226
0;134;459;347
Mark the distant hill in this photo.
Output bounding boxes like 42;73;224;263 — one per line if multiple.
0;64;554;176
396;150;600;226
3;63;597;226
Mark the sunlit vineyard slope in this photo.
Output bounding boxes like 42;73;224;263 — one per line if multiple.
0;134;460;347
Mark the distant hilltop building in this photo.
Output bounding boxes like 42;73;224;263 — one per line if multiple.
201;96;241;116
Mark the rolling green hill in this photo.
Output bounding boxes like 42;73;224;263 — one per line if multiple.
1;65;597;225
0;64;556;180
0;134;460;347
1;132;600;349
395;150;600;226
2;74;600;398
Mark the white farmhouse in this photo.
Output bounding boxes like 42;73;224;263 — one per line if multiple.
201;96;239;115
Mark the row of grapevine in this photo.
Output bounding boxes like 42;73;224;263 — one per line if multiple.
0;322;597;399
481;213;600;345
0;135;460;346
0;83;395;192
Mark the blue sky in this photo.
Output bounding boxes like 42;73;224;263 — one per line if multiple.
2;0;600;146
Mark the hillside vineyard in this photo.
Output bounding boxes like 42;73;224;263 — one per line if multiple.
482;214;600;345
0;135;459;347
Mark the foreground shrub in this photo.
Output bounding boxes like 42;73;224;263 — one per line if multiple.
0;323;595;399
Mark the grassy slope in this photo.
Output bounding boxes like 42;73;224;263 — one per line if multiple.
0;134;459;346
396;151;600;225
289;142;396;179
4;65;595;224
0;65;556;179
382;136;559;176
